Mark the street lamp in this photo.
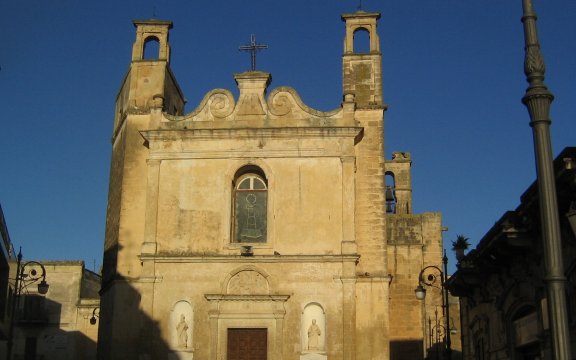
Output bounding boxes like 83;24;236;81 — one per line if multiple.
427;307;458;360
415;250;451;360
89;307;100;325
6;248;49;360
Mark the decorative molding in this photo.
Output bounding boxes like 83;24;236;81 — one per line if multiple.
163;86;342;123
204;294;290;302
141;254;360;264
141;127;362;142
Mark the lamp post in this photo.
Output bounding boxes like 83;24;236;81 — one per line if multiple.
415;250;451;360
520;1;572;359
5;248;49;360
431;323;446;360
427;308;457;360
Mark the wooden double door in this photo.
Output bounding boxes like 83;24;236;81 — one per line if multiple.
227;328;267;360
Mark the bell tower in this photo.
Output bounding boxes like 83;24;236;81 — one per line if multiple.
99;19;185;360
112;20;185;136
341;11;390;359
341;11;383;108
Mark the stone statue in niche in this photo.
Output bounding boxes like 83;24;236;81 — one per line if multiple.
307;319;321;350
176;314;189;348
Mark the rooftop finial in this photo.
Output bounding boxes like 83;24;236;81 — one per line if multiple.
239;34;268;71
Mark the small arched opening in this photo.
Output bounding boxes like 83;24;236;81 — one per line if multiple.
143;36;160;60
353;27;371;54
385;172;396;214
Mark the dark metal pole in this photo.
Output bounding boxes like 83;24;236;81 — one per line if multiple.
521;1;572;359
442;251;452;360
6;248;22;360
435;310;439;360
428;316;432;360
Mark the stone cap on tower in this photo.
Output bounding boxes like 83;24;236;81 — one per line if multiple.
341;11;381;54
131;19;173;62
341;11;383;107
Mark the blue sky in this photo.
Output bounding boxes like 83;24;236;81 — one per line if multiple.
0;1;574;273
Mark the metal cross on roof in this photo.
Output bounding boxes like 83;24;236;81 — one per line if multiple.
239;34;268;71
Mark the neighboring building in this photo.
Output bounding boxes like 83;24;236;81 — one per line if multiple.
0;205;14;341
448;147;576;360
98;11;444;360
10;261;100;360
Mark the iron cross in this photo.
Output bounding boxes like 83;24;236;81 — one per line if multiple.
239;34;268;71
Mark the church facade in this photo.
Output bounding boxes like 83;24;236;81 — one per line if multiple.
98;11;444;360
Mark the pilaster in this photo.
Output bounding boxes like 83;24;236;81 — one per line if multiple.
142;159;161;258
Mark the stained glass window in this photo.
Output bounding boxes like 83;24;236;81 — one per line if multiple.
233;173;267;243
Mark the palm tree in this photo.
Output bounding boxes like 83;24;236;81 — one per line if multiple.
452;234;470;261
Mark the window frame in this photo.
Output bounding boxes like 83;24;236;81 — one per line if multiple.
231;167;269;245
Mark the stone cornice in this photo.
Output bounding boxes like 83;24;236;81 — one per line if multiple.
146;149;337;160
140;254;360;263
141;127;363;159
204;294;290;302
141;127;362;142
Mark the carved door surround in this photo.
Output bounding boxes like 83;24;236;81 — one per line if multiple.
205;265;290;360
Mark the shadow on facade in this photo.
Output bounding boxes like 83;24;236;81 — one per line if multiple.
423;343;463;360
98;244;175;360
390;340;423;359
11;328;96;360
390;340;463;360
9;296;96;359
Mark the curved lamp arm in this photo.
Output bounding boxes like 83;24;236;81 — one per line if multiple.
414;265;444;300
90;308;100;325
19;260;49;295
414;250;452;360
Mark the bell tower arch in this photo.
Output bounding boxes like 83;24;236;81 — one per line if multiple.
341;12;383;108
131;20;172;61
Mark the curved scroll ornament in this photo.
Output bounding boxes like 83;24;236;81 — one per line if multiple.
209;90;235;118
163;88;235;122
268;90;293;116
268;86;342;118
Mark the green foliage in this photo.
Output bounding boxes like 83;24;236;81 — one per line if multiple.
452;234;470;250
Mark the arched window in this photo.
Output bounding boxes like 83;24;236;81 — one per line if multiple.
232;166;268;243
353;28;370;54
143;36;160;60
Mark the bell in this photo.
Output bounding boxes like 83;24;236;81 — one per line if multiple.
386;202;395;214
385;186;395;202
